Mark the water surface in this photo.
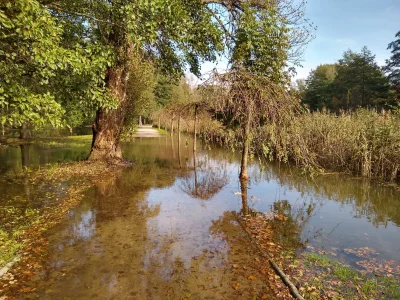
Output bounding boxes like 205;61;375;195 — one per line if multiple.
1;136;400;298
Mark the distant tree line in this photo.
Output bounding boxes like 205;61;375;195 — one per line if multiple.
294;31;400;112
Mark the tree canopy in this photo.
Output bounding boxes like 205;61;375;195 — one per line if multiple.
301;47;396;111
384;30;400;99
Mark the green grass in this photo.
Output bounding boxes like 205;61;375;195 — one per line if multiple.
306;252;331;267
302;253;400;299
156;128;166;135
0;206;41;268
333;263;359;281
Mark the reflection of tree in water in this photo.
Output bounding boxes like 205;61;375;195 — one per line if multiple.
237;158;400;228
180;151;228;200
239;176;315;254
268;200;316;253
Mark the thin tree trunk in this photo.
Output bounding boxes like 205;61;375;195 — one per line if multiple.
170;114;175;137
193;147;198;196
178;114;181;146
193;105;197;152
158;117;160;129
88;65;129;161
139;115;142;126
239;106;252;179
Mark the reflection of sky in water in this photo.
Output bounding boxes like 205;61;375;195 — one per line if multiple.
137;140;400;265
69;209;96;241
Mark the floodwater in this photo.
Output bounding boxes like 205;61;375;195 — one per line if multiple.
1;136;400;298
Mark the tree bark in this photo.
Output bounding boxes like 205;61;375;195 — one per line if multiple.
139;115;142;126
19;122;31;139
88;65;129;161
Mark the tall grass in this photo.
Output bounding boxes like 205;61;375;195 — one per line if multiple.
258;109;400;182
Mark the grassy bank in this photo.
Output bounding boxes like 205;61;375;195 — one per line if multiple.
0;135;92;148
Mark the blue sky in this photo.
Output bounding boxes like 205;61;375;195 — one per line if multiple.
295;0;400;79
198;0;400;81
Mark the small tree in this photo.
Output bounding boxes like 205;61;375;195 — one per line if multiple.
205;68;302;179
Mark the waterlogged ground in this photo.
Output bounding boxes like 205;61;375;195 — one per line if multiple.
1;136;400;298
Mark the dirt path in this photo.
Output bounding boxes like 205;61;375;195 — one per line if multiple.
133;125;163;138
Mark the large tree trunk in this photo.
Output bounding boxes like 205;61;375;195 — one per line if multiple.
88;65;129;161
19;122;31;139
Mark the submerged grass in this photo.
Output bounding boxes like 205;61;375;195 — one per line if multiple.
240;211;400;300
299;253;400;299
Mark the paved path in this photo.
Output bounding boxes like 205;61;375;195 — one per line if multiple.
133;125;164;137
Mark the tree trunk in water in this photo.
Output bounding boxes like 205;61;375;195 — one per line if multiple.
193;147;198;196
239;106;252;179
193;105;197;152
88;65;128;161
170;115;174;137
178;115;181;147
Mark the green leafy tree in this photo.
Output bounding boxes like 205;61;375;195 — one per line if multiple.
0;0;111;133
303;64;336;111
384;30;400;101
43;0;224;160
333;47;391;109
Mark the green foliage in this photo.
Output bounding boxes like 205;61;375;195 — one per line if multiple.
0;0;113;130
302;47;395;111
384;30;400;99
334;47;392;109
303;64;337;111
231;2;291;83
